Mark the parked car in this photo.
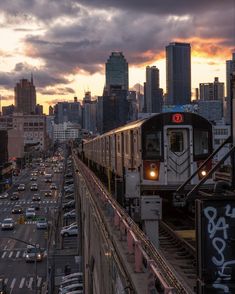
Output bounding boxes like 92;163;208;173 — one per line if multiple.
63;200;75;210
25;207;36;218
36;218;48;229
65;173;73;179
59;278;82;291
60;224;78;237
1;218;14;230
59;283;83;294
30;183;38;191
65;193;74;200
62;272;83;282
65;179;73;185
25;245;43;262
10;192;19;200
64;185;74;191
12;205;23;214
44;190;52;197
63;210;76;219
0;192;9;199
32;194;41;201
18;183;25;191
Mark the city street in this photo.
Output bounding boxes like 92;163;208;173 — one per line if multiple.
0;165;62;293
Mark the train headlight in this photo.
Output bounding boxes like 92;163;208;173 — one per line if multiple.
150;170;156;178
201;170;207;177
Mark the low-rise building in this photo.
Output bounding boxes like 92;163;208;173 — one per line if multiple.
53;122;81;142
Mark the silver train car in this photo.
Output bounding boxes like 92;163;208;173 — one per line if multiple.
82;112;213;201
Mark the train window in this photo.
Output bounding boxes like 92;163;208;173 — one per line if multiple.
125;133;129;154
117;136;120;153
169;131;183;152
194;129;209;156
145;132;161;158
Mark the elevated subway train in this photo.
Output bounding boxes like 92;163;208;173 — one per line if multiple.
81;112;213;205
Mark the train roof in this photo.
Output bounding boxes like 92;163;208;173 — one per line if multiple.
86;112;212;143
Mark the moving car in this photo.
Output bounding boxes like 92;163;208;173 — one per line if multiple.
0;192;8;199
44;174;53;183
12;205;23;214
25;245;43;262
50;183;57;190
44;190;52;197
1;218;14;230
36;218;48;229
25;207;36;218
31;203;40;211
32;194;41;201
30;176;37;181
60;224;78;237
10;192;19;200
30;183;38;191
17;184;25;191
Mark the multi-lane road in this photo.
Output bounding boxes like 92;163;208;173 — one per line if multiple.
0;165;62;293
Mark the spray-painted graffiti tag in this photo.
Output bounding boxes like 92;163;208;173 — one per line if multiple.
204;204;235;293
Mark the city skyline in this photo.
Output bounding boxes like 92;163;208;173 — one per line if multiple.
0;0;234;113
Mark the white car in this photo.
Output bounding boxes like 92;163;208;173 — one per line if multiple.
62;272;83;282
60;224;78;237
0;192;9;199
63;209;76;219
25;245;43;262
59;278;82;290
26;207;36;218
59;283;83;294
1;218;14;230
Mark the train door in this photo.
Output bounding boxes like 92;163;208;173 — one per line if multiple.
164;127;191;184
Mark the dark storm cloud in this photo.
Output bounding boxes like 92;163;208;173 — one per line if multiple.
0;0;81;23
0;63;71;91
23;4;234;77
0;0;234;94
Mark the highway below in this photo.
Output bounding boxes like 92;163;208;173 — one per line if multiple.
0;165;63;293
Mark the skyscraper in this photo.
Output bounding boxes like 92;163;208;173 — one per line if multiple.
166;42;191;105
14;75;36;114
144;66;163;113
226;53;235;99
225;53;235;123
199;77;224;101
105;52;128;92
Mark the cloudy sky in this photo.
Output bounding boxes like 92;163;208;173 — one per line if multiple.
0;0;234;112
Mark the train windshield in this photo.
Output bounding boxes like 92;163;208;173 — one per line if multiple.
169;131;184;152
194;129;209;156
144;132;161;158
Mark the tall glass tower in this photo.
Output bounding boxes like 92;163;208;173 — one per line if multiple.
166;42;191;105
105;52;129;91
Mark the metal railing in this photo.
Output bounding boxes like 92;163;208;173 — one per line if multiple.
73;153;191;293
